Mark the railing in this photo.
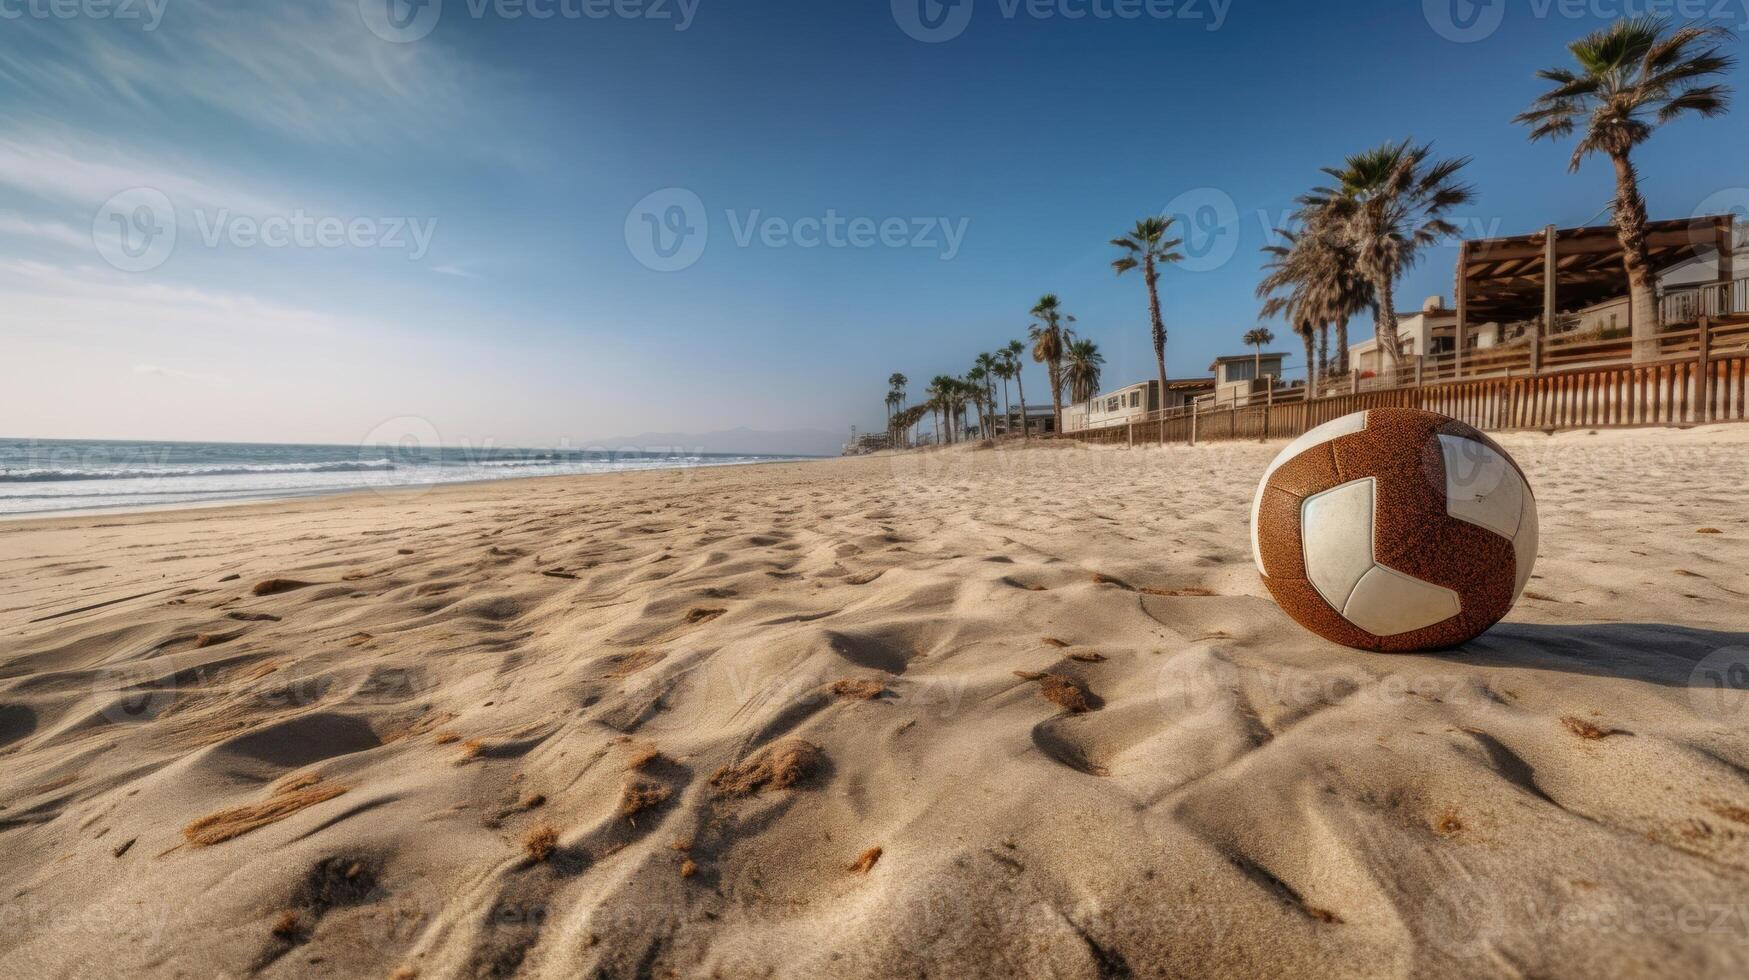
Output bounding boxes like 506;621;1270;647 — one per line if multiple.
1055;314;1749;446
1661;278;1747;324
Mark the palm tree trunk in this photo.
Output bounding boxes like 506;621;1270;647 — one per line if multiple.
1301;327;1316;395
1016;373;1029;441
1373;276;1404;381
1001;379;1012;437
1609;151;1661;362
1146;258;1169;419
1334;316;1350;375
1048;360;1064;434
1317;322;1330;388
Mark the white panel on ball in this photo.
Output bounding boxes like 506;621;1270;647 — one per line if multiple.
1343;565;1462;636
1437;434;1524;539
1300;478;1378;612
1512;490;1539;600
1251;411;1372;574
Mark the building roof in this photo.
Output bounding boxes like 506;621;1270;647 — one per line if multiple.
1208;353;1288;371
1208;353;1288;362
1461;215;1734;323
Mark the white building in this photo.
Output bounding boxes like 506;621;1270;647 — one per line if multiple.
1061;378;1215;432
1204;353;1286;407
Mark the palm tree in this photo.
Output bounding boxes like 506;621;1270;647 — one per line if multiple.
926;375;954;445
1291;322;1316;393
888;373;908;402
1002;339;1029;440
1301;140;1474;379
992;358;1017;436
892;404;928;449
1242;327;1276;381
1029;294;1075;432
1258;216;1375;382
974;352;1000;436
1064;339;1106;404
1515;17;1735;361
1111;216;1185;406
966;365;990;439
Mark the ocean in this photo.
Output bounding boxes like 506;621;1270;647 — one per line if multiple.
0;438;808;518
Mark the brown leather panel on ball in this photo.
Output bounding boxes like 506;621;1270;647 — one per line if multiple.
1255;486;1309;580
1264;441;1341;498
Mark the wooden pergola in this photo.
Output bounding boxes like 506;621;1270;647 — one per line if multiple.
1455;215;1737;370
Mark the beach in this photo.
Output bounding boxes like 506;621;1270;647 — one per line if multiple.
2;428;1747;978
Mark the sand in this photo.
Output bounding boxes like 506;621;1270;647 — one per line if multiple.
1;427;1747;978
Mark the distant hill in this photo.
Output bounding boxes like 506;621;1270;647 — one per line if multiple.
595;427;845;458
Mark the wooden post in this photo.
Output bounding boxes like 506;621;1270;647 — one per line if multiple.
1414;356;1424;388
1263;376;1273;441
1699;316;1714;424
1455;241;1469;381
1721;217;1737;314
1536;224;1555;377
1190;400;1198;447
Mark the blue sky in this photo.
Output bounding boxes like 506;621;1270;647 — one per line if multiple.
1;0;1745;447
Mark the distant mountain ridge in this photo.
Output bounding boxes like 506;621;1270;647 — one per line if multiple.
595;427;844;458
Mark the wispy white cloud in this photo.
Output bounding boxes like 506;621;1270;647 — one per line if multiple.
0;258;350;342
0;129;288;215
133;363;234;388
0;212;86;248
0;0;500;151
432;263;482;279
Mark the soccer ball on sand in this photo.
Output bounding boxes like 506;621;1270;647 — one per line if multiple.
1251;408;1538;652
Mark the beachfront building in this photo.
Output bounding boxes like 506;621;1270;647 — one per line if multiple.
1205;353;1286;408
1455;216;1739;368
1061;378;1214;433
1000;403;1059;437
1351;296;1463;377
1659;224;1749;324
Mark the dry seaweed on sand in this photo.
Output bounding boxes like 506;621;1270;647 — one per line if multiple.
182;772;347;846
710;739;824;798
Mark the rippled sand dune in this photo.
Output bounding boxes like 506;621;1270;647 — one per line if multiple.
2;428;1747;978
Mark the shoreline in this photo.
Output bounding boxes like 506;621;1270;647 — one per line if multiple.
0;453;822;524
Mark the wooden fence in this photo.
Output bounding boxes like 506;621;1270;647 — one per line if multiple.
1060;316;1749;446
